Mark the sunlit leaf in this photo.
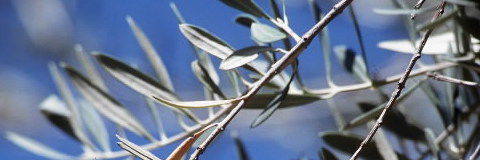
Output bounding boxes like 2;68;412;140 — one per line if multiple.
179;24;234;59
220;46;275;70
126;16;175;92
373;7;434;15
219;0;269;18
5;132;75;160
63;64;153;140
251;23;287;43
153;96;241;108
116;135;161;160
192;60;226;98
424;128;439;160
78;100;111;152
169;2;186;24
235;14;259;27
144;98;167;141
166;124;218;160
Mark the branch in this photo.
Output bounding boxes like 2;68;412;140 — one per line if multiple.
428;72;480;87
349;2;447;160
188;0;358;159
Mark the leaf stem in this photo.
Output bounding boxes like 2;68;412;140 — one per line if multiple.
349;2;447;159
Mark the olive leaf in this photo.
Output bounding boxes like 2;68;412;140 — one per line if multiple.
116;135;160;160
416;9;459;32
235;14;259;27
244;93;321;109
39;95;77;140
232;132;250;160
179;24;234;59
192;60;226;99
153;96;241;108
320;132;383;159
5;132;75;160
251;23;287;43
220;46;276;70
63;64;154;140
78;100;111;152
126;16;175;92
219;0;269;18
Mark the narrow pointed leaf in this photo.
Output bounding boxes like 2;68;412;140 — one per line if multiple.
244;93;321;109
169;2;186;24
219;0;269;18
74;45;107;91
231;132;250;160
373;7;435;15
78;100;111;152
192;60;226;99
63;64;153;140
116;135;161;160
220;46;275;70
166;124;218;160
145;98;167;141
344;80;424;129
39;95;76;140
424;128;440;160
94;54;199;122
251;66;296;128
320;132;383;159
126;16;175;92
179;24;234;59
153;96;241;108
251;23;287;43
235;14;259;27
5;132;75;160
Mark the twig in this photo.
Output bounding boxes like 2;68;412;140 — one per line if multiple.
349;2;447;160
411;0;427;19
428;72;480;87
188;0;357;159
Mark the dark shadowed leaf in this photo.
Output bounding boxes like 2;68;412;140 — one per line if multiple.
126;16;175;92
320;148;338;160
220;46;275;70
219;0;269;18
5;132;75;160
231;132;250;160
39;95;77;140
192;60;226;98
251;65;297;128
457;16;480;39
244;93;320;109
334;46;370;83
235;14;259;27
251;23;287;43
359;103;426;141
179;24;234;59
344;80;424;130
116;135;160;160
320;132;383;159
62;64;153;140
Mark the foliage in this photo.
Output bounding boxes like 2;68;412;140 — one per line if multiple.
5;0;480;160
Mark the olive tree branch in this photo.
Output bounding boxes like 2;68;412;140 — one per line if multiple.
188;0;358;159
349;2;447;159
428;72;480;87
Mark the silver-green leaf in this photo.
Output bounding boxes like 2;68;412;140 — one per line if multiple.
251;23;287;43
220;46;275;70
